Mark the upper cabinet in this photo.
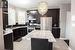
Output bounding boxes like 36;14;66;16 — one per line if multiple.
2;0;8;8
2;0;8;30
46;9;60;27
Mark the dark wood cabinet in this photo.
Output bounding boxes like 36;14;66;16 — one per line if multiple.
64;39;69;46
46;9;60;27
2;0;8;30
13;27;27;41
4;33;13;50
31;38;51;50
3;12;8;29
2;0;8;8
52;27;60;38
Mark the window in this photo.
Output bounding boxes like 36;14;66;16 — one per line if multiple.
17;9;27;24
8;6;16;25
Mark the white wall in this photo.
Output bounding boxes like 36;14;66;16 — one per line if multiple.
60;4;71;38
16;8;27;24
65;12;71;38
8;5;16;25
8;5;27;25
0;1;4;50
70;0;75;50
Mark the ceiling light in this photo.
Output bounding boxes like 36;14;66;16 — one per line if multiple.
38;1;48;15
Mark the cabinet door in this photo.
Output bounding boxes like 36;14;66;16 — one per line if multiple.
19;27;27;37
13;29;20;41
4;33;13;50
2;0;8;30
52;28;60;38
3;13;8;29
13;27;27;41
31;38;49;50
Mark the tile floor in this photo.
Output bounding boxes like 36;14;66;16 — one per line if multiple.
13;37;71;50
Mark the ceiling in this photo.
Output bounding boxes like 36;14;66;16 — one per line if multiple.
8;0;71;9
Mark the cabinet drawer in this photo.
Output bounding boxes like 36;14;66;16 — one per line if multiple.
4;33;13;50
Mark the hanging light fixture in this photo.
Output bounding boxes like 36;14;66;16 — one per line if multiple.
38;1;48;15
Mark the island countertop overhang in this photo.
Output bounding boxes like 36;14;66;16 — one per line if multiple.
25;30;56;42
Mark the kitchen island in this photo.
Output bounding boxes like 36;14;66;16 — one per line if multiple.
25;30;56;42
25;30;56;50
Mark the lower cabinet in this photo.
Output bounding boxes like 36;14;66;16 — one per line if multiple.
64;39;69;46
4;33;13;50
31;38;52;50
13;27;27;41
52;27;60;38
